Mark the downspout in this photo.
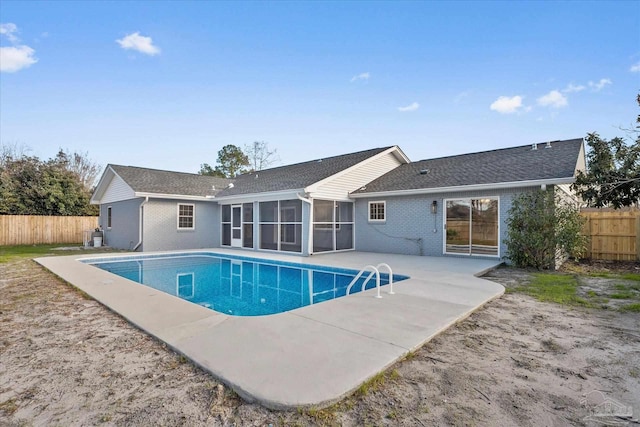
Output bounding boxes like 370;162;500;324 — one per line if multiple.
132;196;149;252
297;193;312;255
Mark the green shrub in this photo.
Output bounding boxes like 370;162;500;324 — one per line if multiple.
505;189;587;269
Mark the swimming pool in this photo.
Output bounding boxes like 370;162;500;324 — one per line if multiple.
83;252;409;316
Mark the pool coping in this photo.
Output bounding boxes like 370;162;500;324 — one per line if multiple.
36;249;504;410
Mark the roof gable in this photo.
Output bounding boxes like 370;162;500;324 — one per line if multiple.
92;165;233;203
352;139;584;196
215;146;395;198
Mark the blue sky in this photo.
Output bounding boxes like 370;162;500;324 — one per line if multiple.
1;1;639;173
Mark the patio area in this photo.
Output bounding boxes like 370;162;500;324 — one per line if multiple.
36;250;504;409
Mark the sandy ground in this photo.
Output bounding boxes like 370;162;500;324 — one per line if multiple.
1;258;638;426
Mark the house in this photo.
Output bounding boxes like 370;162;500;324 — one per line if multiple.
90;138;585;259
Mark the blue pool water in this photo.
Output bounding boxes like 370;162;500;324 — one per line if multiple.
83;253;409;316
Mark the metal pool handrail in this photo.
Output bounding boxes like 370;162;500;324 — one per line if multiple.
376;263;394;295
346;265;382;298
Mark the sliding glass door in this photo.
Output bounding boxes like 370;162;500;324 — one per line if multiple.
445;198;499;256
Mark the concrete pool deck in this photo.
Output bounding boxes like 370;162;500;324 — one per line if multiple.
36;250;504;409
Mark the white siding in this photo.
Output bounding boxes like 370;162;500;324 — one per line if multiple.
555;183;579;205
101;174;136;204
311;152;402;200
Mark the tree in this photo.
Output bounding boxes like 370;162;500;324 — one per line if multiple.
572;95;640;208
504;190;587;270
244;141;279;171
0;149;98;216
213;144;249;178
198;163;225;178
56;149;101;190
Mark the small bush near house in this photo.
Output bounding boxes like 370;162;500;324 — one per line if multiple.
505;190;587;270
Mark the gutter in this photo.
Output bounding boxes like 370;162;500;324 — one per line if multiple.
132;196;149;251
349;177;576;199
134;192;215;201
296;192;312;205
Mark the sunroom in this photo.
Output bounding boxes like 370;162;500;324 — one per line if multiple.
218;197;355;255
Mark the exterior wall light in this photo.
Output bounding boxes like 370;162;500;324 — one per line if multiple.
431;200;438;214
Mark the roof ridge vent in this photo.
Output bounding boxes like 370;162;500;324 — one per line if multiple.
545;141;552;148
531;143;538;151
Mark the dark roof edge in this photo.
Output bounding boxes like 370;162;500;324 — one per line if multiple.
409;138;583;163
233;146;395;177
349;176;576;198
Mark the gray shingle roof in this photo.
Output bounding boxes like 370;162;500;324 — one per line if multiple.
215;147;392;197
352;139;583;195
110;165;233;197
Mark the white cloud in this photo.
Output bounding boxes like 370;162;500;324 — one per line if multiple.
537;90;568;108
397;102;419;112
350;72;370;82
588;78;612;91
0;23;19;43
116;32;160;56
489;95;524;114
562;83;585;93
0;23;37;73
0;45;38;72
631;62;640;73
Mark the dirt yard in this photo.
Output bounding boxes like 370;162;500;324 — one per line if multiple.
1;256;638;426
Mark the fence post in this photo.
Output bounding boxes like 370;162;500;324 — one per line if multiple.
636;215;640;261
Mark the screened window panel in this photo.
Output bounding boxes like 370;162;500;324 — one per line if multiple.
260;224;278;250
280;200;302;222
313;200;333;223
280;224;301;252
243;224;253;248
243;203;253;222
221;205;231;222
222;224;231;246
336;202;353;222
232;206;241;228
335;224;353;250
260;202;278;223
313;224;334;252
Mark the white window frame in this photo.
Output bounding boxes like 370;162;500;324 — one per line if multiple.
176;273;194;298
311;199;355;253
177;203;195;230
442;196;500;258
280;206;299;245
258;200;303;253
107;206;112;229
368;201;386;222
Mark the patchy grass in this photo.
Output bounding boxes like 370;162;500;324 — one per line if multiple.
619;303;640;313
585;271;640;282
0;244;63;263
304;406;338;426
610;291;637;300
355;372;387;397
0;244;123;263
513;273;593;307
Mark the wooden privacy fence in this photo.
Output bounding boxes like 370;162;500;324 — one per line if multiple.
581;209;640;261
0;215;99;246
